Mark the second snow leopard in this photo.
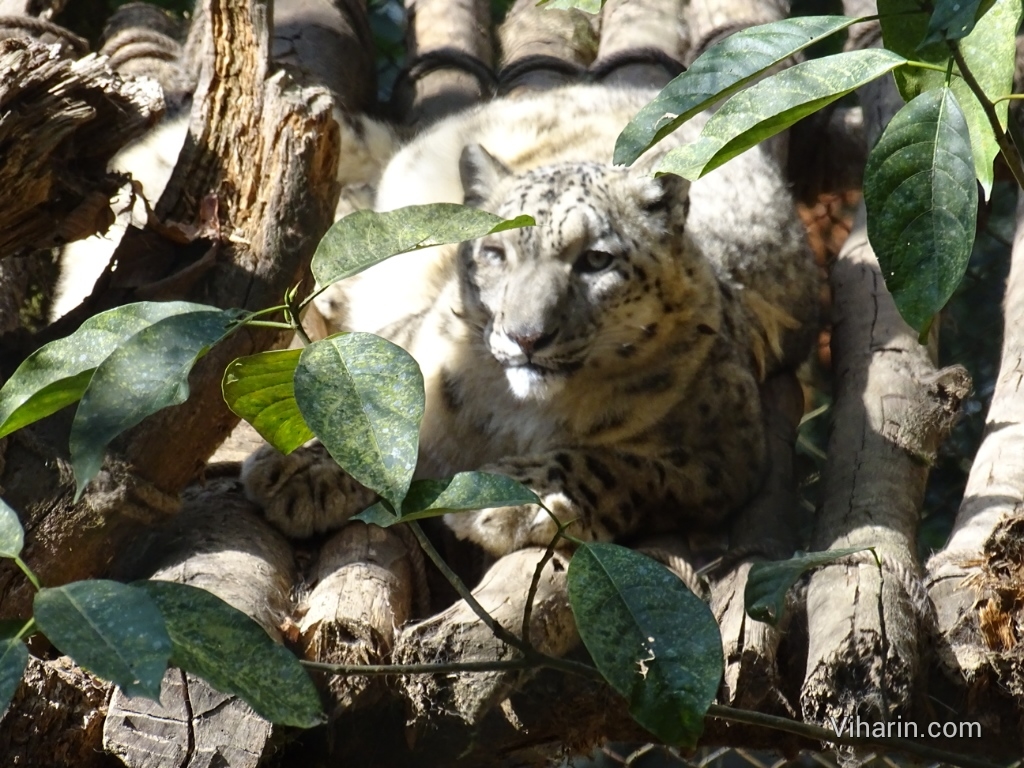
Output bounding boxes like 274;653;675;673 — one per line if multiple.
242;84;819;555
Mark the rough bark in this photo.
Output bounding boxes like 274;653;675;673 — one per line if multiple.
395;0;493;124
103;480;295;767
712;372;804;713
300;522;424;712
0;0;343;620
0;38;164;261
592;0;685;87
925;196;1024;707
497;0;599;93
800;41;971;731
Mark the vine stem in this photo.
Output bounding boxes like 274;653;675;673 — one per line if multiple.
706;704;1004;768
13;556;40;591
947;43;1024;190
404;521;601;681
520;520;564;646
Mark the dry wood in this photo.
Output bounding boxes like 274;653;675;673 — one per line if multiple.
594;0;685;87
396;0;493;124
0;38;164;260
683;0;788;62
0;0;341;618
395;546;578;727
802;188;970;738
0;656;113;768
103;480;295;767
497;0;599;93
925;196;1024;688
299;521;423;712
712;372;804;712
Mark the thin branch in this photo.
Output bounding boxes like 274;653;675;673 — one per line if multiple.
948;43;1024;189
521;524;564;647
405;521;602;681
302;658;538;676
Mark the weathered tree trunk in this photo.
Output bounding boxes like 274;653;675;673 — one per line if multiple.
924;193;1024;721
800;11;971;735
0;0;356;757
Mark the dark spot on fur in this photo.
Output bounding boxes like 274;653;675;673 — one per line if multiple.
697;324;716;335
621;454;642;469
665;448;691;467
578;481;599;507
626;371;675;395
584;455;617;489
554;452;574;471
617;345;637;358
600;513;623;537
440;369;463;411
547;466;567;484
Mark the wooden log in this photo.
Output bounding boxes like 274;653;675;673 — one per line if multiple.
0;38;163;260
0;656;113;768
299;521;423;712
396;0;493;124
497;0;599;93
394;546;577;727
103;479;296;768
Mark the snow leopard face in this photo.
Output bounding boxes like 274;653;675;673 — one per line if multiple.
456;144;716;401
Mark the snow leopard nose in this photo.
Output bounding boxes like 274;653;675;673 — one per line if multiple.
508;328;557;355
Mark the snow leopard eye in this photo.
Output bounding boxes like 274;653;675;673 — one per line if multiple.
478;245;506;265
574;249;615;273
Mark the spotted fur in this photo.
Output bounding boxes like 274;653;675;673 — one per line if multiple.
243;84;818;554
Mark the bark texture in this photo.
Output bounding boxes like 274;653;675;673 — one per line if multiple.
0;39;163;260
925;195;1024;715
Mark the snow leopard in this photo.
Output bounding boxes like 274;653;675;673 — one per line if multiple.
241;83;819;555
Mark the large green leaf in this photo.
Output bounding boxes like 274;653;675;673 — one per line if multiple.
921;0;997;45
0;498;24;559
34;580;171;700
69;309;241;498
880;0;1021;194
745;547;872;626
658;48;906;180
614;16;860;166
864;87;978;332
568;543;722;748
135;581;324;728
353;471;540;527
222;349;313;455
312;205;534;288
0;636;28;714
0;302;226;440
294;333;424;510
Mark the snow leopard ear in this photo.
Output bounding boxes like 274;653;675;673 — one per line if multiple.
639;171;691;226
460;144;512;209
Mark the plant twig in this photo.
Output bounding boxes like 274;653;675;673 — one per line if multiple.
13;557;40;591
405;521;601;681
948;43;1024;190
521;522;564;647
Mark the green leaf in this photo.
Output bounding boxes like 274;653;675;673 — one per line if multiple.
222;349;313;455
33;580;171;700
134;581;324;728
352;471;540;526
614;15;861;166
745;547;874;626
312;205;534;287
658;48;906;180
921;0;996;45
537;0;603;11
0;498;24;559
568;543;722;748
0;301;226;440
864;87;978;332
69;308;241;498
0;636;28;714
294;333;424;510
881;0;1021;194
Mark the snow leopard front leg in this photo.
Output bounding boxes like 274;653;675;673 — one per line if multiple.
241;442;378;539
446;445;763;557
